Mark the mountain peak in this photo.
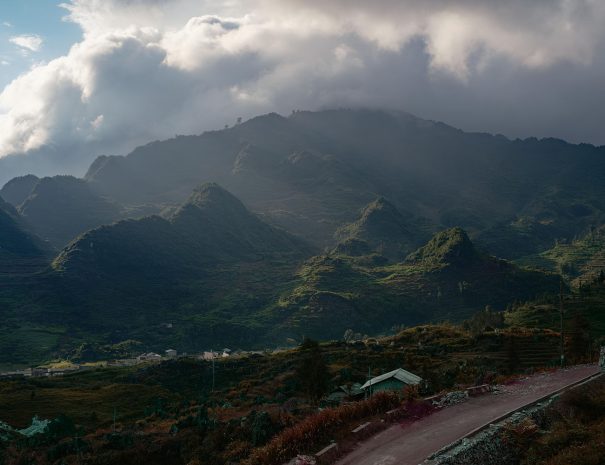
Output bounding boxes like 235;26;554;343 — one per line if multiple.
363;196;398;216
18;175;122;248
335;197;422;260
182;182;248;214
170;183;311;260
0;174;40;207
406;227;478;267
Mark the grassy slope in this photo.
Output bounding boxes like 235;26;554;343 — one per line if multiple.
506;282;605;337
516;225;605;286
273;229;560;341
0;225;562;368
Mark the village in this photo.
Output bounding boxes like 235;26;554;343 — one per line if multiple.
0;344;436;404
0;347;291;380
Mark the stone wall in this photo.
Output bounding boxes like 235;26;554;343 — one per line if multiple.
424;399;553;465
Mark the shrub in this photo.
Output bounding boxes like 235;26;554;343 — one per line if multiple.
245;392;400;465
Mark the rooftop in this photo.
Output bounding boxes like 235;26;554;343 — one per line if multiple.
360;368;422;390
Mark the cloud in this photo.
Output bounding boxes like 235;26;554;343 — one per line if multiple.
9;34;43;52
2;22;12;28
1;0;605;174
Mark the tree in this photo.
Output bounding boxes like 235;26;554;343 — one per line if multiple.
250;410;275;446
295;338;330;404
463;306;504;336
506;336;521;374
569;312;591;362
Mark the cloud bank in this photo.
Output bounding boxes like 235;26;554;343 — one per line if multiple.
1;0;605;178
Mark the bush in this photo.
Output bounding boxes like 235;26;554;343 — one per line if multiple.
245;392;400;465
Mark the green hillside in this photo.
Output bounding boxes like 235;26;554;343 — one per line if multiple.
0;109;603;366
335;197;429;261
0;189;562;367
506;282;605;339
28;184;311;354
516;225;605;286
272;228;560;341
19;176;123;248
0;196;50;272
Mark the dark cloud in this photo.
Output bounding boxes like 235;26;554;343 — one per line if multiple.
0;0;604;184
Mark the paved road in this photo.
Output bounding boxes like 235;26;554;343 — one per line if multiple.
336;365;600;465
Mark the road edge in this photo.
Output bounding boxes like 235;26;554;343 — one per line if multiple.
423;366;603;464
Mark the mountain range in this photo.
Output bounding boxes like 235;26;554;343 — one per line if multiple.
1;108;604;365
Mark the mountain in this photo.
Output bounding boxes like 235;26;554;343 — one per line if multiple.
0;175;40;207
406;227;478;267
42;184;313;347
335;197;428;261
78;109;605;258
44;222;557;354
1;108;602;364
54;183;311;277
272;228;560;340
0;196;50;274
170;183;310;260
18;176;123;248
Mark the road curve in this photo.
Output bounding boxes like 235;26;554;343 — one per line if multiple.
335;364;600;465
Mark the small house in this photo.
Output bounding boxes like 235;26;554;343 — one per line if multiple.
325;383;364;404
201;351;220;360
360;368;422;394
137;352;162;362
165;349;177;358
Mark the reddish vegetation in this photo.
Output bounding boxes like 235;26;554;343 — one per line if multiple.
245;392;402;465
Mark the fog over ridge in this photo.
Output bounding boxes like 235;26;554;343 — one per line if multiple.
1;0;604;181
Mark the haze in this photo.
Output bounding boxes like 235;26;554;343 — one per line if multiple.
0;0;605;184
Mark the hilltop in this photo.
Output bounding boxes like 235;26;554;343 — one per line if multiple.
19;176;123;248
335;197;428;261
0;175;40;207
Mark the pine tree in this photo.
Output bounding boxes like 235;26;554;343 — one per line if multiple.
570;312;591;362
296;338;330;404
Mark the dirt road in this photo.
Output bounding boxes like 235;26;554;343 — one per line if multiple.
335;365;600;465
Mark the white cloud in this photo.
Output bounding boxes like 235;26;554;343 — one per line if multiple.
1;0;605;164
2;22;12;28
0;60;9;66
9;34;43;52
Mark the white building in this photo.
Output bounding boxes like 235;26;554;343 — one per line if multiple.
137;352;162;362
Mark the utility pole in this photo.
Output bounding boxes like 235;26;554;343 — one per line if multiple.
75;429;82;465
211;349;215;392
559;279;565;368
112;406;117;434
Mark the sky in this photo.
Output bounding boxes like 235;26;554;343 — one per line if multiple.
0;0;604;182
0;1;81;88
